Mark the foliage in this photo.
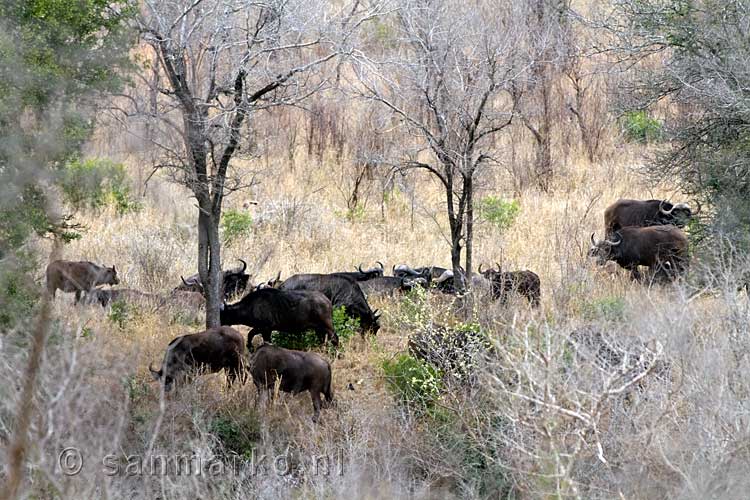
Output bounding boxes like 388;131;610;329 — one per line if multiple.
423;408;516;498
0;253;40;330
398;286;430;327
270;329;321;351
59;158;140;214
409;322;492;384
107;300;129;329
209;412;261;459
271;305;360;351
220;209;253;246
332;305;360;345
582;296;626;322
478;197;520;231
617;0;750;256
382;353;443;409
621;110;663;143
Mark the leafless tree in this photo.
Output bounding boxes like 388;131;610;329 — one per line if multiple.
352;0;527;292
129;0;379;326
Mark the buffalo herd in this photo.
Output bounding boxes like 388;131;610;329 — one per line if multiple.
44;197;698;420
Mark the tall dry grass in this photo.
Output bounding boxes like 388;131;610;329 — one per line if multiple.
2;136;749;499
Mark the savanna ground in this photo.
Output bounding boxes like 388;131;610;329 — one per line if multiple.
3;125;750;499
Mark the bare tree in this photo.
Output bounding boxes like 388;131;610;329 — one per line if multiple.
353;0;526;292
132;0;376;326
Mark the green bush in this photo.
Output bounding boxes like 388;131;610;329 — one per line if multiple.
382;353;443;409
409;322;492;384
59;158;140;214
209;413;261;458
478;197;520;231
108;300;130;329
221;209;253;245
271;306;360;351
0;253;40;330
582;296;626;321
622;110;663;143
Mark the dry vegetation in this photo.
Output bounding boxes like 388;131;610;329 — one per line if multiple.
2;131;746;499
3;1;750;498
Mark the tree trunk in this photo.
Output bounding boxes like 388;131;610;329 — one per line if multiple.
464;174;474;290
197;204;222;328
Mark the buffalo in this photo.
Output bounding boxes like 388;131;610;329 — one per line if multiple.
479;264;541;307
279;274;381;335
393;264;445;281
220;288;338;348
431;269;491;295
589;225;689;281
248;335;333;422
149;326;246;392
331;262;385;281
604;199;699;236
358;275;428;298
175;259;250;301
46;260;119;302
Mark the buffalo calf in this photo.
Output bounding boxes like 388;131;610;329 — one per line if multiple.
149;326;245;392
46;260;119;302
248;335;333;422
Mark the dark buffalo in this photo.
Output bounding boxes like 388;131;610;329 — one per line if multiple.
248;335;333;422
220;288;337;348
331;262;385;281
358;275;428;298
175;259;250;301
149;326;245;392
393;264;446;281
479;264;541;307
279;274;381;335
46;260;119;302
604;199;699;236
589;225;689;281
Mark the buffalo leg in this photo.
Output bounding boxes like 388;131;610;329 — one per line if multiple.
310;390;322;422
74;289;82;303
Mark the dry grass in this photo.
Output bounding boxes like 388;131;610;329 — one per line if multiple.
3;140;749;499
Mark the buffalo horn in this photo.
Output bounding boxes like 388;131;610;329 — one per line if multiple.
590;233;597;246
357;264;364;273
604;235;622;246
478;263;484;274
148;363;160;375
238;259;247;273
181;276;191;287
377;261;384;270
659;199;675;215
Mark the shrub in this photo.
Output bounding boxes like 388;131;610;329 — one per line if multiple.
108;300;130;329
622;110;663;143
59;158;140;214
582;296;626;321
209;413;261;459
332;305;359;345
408;322;491;384
270;306;360;351
221;209;253;245
0;253;40;330
382;353;443;409
478;197;520;231
270;329;321;351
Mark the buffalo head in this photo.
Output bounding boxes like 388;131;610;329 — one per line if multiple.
658;200;699;228
589;233;622;265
